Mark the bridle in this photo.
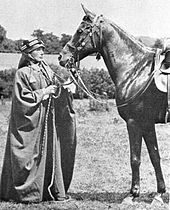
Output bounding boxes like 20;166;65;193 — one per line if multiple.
65;15;103;69
62;15;107;103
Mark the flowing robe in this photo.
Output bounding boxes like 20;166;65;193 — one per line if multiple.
0;62;77;203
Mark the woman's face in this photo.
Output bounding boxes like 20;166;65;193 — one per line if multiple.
30;47;44;62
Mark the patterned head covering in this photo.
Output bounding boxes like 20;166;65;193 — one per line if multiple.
20;38;45;53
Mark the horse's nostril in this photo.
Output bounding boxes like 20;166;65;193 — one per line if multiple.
58;54;62;61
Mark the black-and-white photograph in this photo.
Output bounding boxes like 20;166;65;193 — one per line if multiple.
0;0;169;209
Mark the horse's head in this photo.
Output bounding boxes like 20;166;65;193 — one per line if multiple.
59;4;103;67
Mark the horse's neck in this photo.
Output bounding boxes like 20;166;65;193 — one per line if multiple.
100;22;155;102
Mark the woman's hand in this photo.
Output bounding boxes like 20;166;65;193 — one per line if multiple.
43;85;58;96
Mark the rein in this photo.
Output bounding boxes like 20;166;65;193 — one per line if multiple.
42;71;75;99
65;55;108;104
69;67;107;103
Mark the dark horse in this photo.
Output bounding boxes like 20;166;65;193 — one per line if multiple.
59;5;167;198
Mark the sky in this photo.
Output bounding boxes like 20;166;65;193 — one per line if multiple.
0;0;170;40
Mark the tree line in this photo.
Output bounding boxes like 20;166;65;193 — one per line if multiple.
0;25;71;54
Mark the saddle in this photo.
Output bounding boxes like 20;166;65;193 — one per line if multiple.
154;49;170;123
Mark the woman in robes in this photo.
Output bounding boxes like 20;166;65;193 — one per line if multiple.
0;38;77;203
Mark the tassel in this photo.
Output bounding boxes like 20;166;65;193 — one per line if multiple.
96;52;101;60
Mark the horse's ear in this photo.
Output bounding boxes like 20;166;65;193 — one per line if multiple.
81;4;96;20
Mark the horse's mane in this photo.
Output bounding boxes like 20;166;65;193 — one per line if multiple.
103;16;155;54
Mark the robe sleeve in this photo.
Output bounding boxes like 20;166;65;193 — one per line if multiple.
15;68;44;106
12;67;45;130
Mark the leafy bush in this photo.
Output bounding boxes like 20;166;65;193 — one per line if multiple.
0;68;16;98
73;67;115;99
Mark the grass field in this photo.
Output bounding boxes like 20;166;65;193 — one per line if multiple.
0;99;169;210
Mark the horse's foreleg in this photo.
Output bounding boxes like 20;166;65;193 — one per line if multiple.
127;119;142;197
143;125;166;194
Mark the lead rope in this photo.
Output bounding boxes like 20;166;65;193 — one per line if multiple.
47;93;55;200
48;74;63;200
38;74;61;163
38;73;61;199
47;73;58;200
38;94;52;163
69;66;107;104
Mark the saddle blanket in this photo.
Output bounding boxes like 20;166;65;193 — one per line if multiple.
154;51;168;93
154;69;168;93
153;49;170;123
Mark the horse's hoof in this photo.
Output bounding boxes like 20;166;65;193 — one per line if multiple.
151;193;164;207
122;195;134;204
158;184;166;194
130;186;140;197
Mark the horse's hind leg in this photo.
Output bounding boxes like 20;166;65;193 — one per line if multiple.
127;119;142;197
143;124;166;193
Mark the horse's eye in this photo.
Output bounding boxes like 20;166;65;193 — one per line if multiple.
77;29;83;34
83;16;89;21
86;26;91;32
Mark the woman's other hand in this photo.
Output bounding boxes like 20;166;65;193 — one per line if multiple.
42;85;58;100
43;85;58;95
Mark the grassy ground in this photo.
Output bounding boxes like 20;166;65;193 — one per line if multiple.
0;99;169;210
